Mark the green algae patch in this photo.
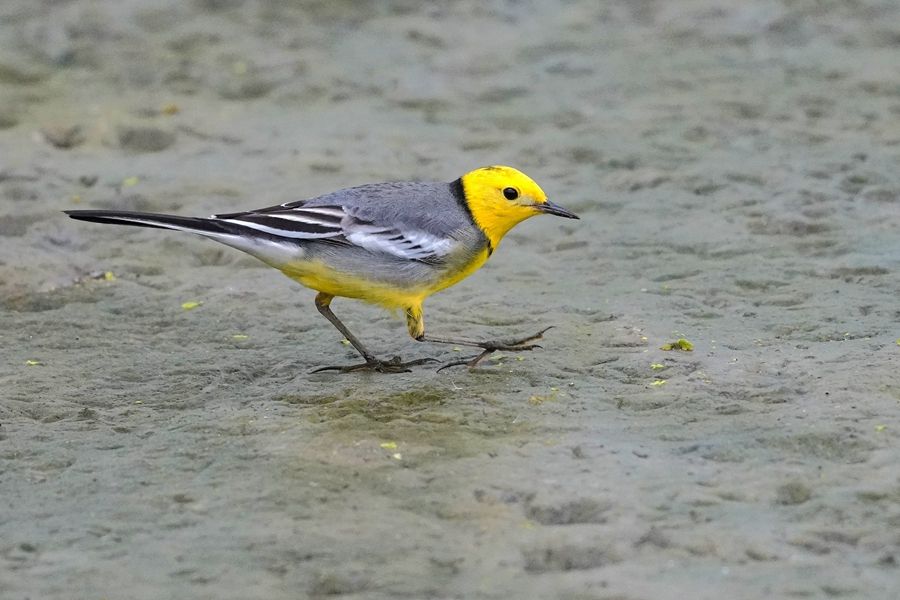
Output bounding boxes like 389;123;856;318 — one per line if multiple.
660;338;694;351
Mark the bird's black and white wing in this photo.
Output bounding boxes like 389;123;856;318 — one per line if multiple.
214;205;346;239
66;183;467;265
213;203;458;262
340;217;455;261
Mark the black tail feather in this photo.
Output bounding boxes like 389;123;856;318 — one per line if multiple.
64;210;235;235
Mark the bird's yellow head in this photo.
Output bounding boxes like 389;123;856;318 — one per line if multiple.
459;165;578;249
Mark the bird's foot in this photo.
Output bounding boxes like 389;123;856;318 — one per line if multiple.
437;326;552;371
311;355;437;374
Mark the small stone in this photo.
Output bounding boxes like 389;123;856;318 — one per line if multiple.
41;125;84;149
635;527;672;549
776;481;812;505
218;77;275;100
0;113;18;129
860;186;898;203
117;126;176;153
0;62;49;85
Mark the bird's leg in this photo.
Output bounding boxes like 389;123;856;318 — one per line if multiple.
407;306;551;370
311;293;435;373
314;293;375;361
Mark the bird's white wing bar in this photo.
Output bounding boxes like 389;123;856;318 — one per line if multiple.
283;206;346;219
219;215;340;238
217;206;345;239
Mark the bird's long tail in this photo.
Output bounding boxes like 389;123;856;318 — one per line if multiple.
64;210;241;236
63;210;301;267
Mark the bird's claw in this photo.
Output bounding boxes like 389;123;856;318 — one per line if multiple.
485;325;553;350
311;355;438;374
436;327;552;371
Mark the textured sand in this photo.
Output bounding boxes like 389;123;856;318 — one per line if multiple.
2;1;899;598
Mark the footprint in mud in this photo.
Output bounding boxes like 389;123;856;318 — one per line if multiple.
525;497;611;525
522;543;620;573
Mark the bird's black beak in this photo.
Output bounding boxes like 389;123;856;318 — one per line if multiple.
536;199;579;219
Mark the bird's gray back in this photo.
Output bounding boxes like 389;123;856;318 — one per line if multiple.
294;180;487;289
303;181;474;238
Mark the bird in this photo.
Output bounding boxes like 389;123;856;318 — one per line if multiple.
66;165;579;373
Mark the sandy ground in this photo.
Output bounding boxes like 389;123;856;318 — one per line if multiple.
2;1;899;598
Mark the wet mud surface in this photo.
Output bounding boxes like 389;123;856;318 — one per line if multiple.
2;1;899;598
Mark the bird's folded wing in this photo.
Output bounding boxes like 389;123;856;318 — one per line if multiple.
214;205;456;262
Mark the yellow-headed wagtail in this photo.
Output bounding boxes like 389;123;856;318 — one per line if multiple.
66;165;578;372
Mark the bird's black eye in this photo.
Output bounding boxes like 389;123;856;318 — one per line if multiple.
503;187;519;200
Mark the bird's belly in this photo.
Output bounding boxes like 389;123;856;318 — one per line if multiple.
279;259;426;308
278;249;490;309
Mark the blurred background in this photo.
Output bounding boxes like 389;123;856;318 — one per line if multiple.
2;1;899;599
